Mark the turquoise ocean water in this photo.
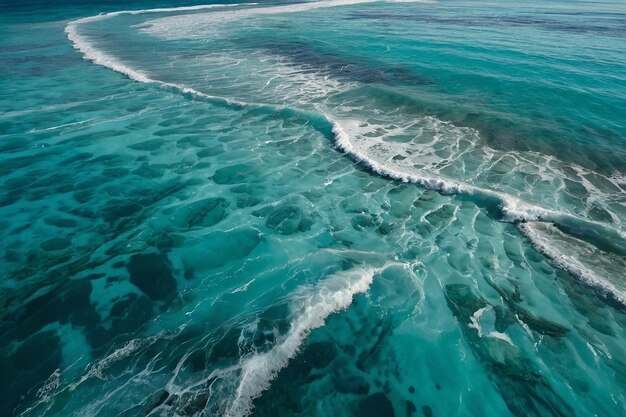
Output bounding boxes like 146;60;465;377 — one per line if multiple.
1;0;626;416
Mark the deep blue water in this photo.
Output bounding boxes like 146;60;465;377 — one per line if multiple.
1;1;625;416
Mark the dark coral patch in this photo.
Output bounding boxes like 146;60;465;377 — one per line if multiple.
127;253;177;301
212;163;257;184
358;393;395;417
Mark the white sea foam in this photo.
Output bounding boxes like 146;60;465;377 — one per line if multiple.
521;222;626;305
70;337;155;388
141;267;376;417
65;3;257;83
329;116;464;193
66;1;624;233
326;114;626;241
35;369;61;402
487;331;514;346
66;17;250;108
66;0;626;230
68;328;182;391
469;306;515;346
225;269;376;417
66;19;151;83
468;306;488;335
224;267;375;417
65;0;626;310
141;0;381;39
140;0;437;39
337;119;626;247
328;115;578;223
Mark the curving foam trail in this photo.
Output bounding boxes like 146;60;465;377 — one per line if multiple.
139;0;437;39
65;1;626;310
329;115;624;229
66;0;616;229
521;222;626;305
65;3;261;84
68;330;180;391
329;114;626;303
225;267;375;417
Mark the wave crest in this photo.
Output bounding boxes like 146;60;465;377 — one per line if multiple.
65;0;626;318
223;267;375;417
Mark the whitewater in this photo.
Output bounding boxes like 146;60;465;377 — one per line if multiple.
2;1;625;416
65;0;626;306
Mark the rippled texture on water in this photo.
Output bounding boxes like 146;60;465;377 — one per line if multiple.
1;1;625;417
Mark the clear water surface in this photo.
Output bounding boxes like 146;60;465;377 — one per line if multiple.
1;1;625;416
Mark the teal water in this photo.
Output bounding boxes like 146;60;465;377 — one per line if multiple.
1;1;626;416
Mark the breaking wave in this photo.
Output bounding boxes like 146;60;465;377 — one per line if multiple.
224;267;375;417
66;2;626;340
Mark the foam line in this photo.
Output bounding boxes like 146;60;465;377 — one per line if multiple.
66;2;624;234
225;267;375;417
66;0;626;309
328;114;626;234
65;3;258;83
521;222;626;305
140;0;378;37
140;0;437;39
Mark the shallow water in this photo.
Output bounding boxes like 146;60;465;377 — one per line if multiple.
1;1;625;416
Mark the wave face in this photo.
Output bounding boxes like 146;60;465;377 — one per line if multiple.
224;268;375;417
1;1;626;417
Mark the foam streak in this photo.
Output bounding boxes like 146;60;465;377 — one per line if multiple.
65;0;626;314
225;268;375;417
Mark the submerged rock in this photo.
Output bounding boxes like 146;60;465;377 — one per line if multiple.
1;329;62;417
176;135;204;149
128;138;166;151
168;197;229;229
132;162;166;179
127;253;177;301
358;393;395;417
253;197;317;235
102;167;130;178
334;372;370;395
303;342;337;369
265;203;313;235
444;284;487;316
40;237;71;251
103;199;142;222
6;280;99;340
182;229;261;272
352;213;377;231
212;163;257;184
443;283;576;416
13;329;61;372
209;327;242;362
43;217;77;228
424;204;456;228
514;308;569;338
406;401;417;416
236;194;263;208
197;145;224;158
